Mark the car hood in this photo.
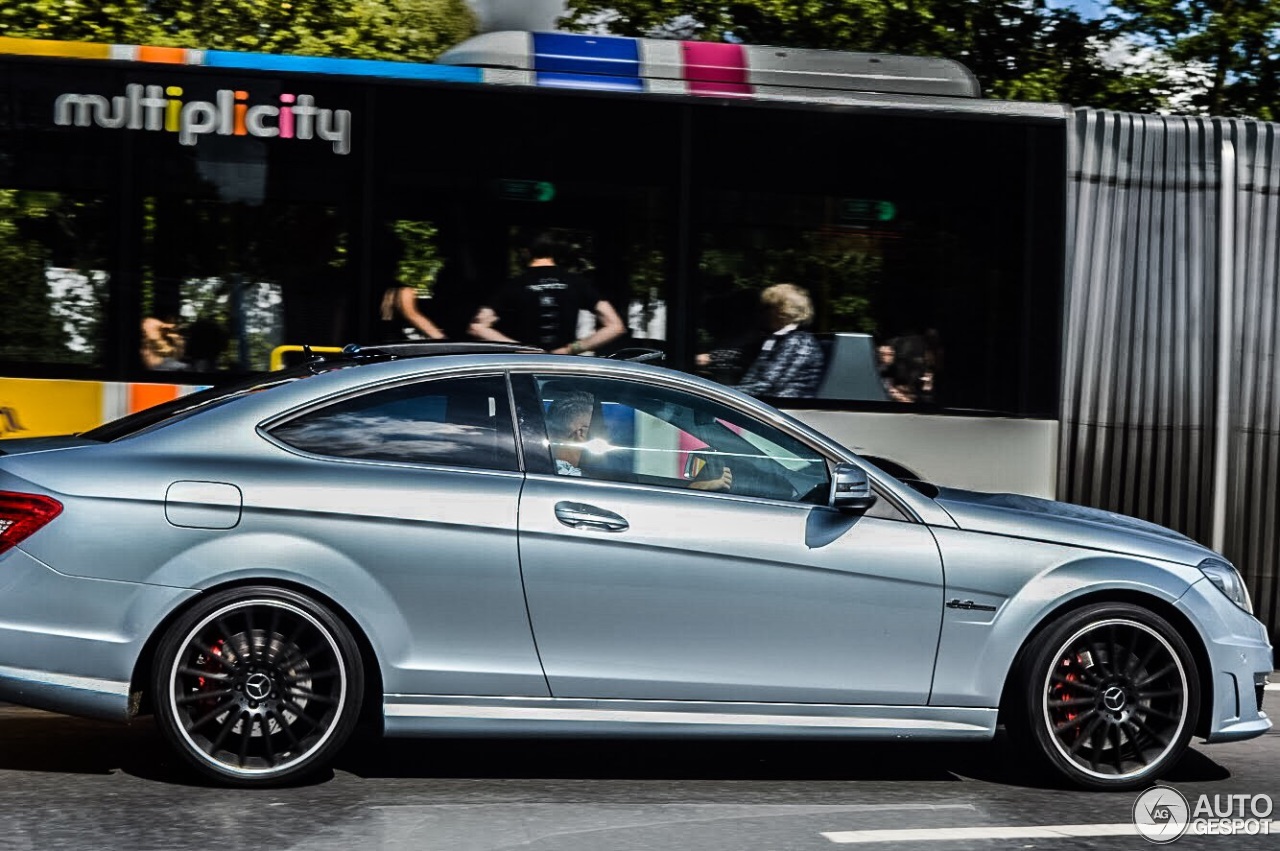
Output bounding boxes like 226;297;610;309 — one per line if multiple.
930;485;1213;565
0;435;98;456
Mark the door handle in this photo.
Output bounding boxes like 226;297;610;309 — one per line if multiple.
554;501;629;532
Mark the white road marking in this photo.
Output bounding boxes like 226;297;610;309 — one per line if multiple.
824;822;1280;843
1265;683;1279;692
823;824;1143;843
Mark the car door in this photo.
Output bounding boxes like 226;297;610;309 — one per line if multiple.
513;372;945;706
262;371;547;698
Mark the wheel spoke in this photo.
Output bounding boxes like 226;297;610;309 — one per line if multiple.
1054;707;1098;732
177;665;231;681
1117;628;1136;678
1131;714;1171;746
216;617;248;667
187;696;238;731
287;666;340;682
288;687;338;705
265;607;282;662
1047;696;1095;709
1068;715;1104;756
1136;663;1177;688
280;698;323;732
1088;719;1106;771
1138;705;1181;724
237;715;254;767
261;714;276;766
1050;673;1097;693
176;688;235;706
1136;688;1184;700
244;608;257;662
1110;724;1125;773
270;706;301;749
208;709;242;753
1131;640;1161;679
1123;721;1150;765
1087;642;1106;677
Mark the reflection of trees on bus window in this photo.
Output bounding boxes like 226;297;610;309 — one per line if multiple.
140;197;347;373
0;189;110;367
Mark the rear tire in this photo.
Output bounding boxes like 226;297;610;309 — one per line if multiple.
1009;602;1199;791
152;586;364;786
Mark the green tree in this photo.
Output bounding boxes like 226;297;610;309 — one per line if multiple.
1109;0;1280;118
562;0;1166;111
0;0;476;62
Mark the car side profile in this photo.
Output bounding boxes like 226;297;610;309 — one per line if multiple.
0;344;1270;789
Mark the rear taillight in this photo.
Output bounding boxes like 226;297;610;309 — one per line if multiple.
0;492;63;555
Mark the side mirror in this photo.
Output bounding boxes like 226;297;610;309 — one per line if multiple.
831;462;877;513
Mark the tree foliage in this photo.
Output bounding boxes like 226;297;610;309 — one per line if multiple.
1110;0;1280;118
0;0;477;62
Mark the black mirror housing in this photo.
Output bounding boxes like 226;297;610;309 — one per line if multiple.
831;462;877;513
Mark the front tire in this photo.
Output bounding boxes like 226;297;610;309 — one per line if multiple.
1011;603;1199;791
152;586;364;786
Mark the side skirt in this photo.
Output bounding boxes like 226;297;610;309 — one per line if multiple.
383;695;997;740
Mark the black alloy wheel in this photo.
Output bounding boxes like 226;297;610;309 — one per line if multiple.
153;586;364;786
1013;602;1199;791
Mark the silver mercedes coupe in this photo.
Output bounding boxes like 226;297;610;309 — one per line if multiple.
0;344;1270;789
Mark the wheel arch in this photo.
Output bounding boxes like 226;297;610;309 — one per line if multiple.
996;589;1213;737
129;577;385;732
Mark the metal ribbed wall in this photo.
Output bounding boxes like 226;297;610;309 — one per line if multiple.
1064;108;1280;642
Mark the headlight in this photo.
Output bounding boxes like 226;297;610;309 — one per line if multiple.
1198;558;1253;613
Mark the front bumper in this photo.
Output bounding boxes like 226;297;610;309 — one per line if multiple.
1176;578;1272;743
0;546;197;720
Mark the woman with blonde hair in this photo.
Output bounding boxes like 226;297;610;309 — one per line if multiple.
736;283;825;398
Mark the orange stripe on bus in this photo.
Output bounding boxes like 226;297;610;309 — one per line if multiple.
136;45;188;64
129;383;181;413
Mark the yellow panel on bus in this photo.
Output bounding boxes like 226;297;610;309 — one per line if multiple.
0;378;104;439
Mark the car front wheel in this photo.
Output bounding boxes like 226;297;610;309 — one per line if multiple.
1012;602;1200;790
152;586;364;786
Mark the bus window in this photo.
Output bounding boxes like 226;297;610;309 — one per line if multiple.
688;106;1063;418
370;85;678;357
0;189;113;371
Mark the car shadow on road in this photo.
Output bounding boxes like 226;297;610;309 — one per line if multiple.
0;710;1231;789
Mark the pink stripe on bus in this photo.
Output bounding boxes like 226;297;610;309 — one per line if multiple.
681;41;751;96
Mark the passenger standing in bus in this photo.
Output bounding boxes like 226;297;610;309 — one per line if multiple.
468;231;625;355
380;284;448;341
375;227;448;342
737;284;825;398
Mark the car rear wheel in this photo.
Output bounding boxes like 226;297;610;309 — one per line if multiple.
1012;602;1199;790
153;586;364;786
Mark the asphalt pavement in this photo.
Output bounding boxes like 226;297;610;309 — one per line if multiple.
0;695;1277;851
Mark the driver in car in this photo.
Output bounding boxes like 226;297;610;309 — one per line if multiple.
545;392;733;491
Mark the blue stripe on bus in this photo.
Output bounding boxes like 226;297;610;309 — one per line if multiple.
532;32;640;80
535;72;645;92
203;50;483;83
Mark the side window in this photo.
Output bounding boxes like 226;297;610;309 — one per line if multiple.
271;375;517;471
535;376;830;504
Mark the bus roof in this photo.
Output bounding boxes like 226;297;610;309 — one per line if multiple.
0;31;1068;118
437;31;981;99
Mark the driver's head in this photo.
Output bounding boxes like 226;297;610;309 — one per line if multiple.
546;391;595;442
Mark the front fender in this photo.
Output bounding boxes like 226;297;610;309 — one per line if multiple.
928;526;1204;707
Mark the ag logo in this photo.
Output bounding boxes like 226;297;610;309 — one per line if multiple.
1134;786;1190;843
0;405;25;436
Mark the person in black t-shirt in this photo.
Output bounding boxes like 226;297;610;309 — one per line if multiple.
469;232;625;354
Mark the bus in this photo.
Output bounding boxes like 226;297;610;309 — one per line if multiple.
0;30;1068;498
